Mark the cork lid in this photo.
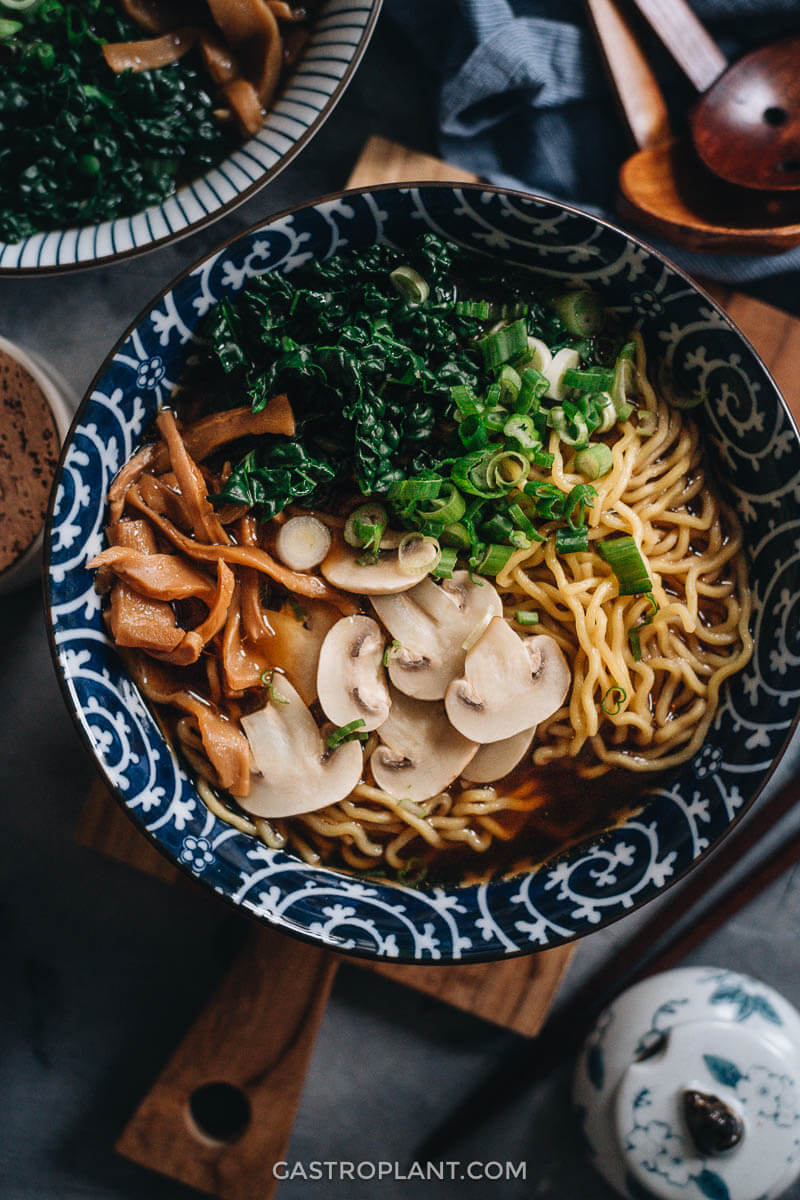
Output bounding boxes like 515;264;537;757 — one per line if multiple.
0;346;60;573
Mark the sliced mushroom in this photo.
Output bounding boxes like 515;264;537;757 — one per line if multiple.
268;598;339;706
445;619;571;743
240;675;363;819
320;536;437;595
370;688;478;804
461;726;536;784
316;615;390;731
370;571;502;700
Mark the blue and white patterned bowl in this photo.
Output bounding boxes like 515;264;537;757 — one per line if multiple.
45;184;800;962
0;0;380;274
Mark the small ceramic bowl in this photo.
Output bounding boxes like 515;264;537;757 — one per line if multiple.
44;184;800;962
0;0;381;275
574;967;800;1200
0;336;77;595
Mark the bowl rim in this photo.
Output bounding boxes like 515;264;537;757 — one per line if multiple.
0;0;382;278
43;179;800;961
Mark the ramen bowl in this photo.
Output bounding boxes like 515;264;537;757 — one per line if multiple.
0;0;380;275
45;184;800;962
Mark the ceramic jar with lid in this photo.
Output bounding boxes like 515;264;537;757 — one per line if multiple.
574;967;800;1200
0;335;77;595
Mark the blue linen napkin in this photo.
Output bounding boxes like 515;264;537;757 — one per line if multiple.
385;0;800;282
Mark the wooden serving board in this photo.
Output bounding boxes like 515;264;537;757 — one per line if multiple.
75;138;800;1199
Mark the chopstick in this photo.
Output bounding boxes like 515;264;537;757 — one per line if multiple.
414;767;800;1164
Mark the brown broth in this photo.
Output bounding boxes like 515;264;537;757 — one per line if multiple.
404;761;659;887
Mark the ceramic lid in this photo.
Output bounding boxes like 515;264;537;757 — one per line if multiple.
615;1019;800;1200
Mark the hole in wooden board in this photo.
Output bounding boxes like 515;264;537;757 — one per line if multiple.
763;106;788;126
779;158;800;173
187;1081;252;1144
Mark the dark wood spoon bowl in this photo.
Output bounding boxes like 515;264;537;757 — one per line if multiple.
690;34;800;192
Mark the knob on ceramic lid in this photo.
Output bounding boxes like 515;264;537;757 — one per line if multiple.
615;1021;800;1200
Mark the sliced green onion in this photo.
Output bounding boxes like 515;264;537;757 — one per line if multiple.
398;532;440;577
555;527;589;554
479;318;527;370
344;502;388;554
524;480;565;521
481;513;515;542
417;484;466;527
612;342;636;420
390;266;429;304
656;359;706;410
563;483;597;530
326;719;369;749
440;521;472;550
456;299;491;318
396;857;428;886
458;413;490;451
260;670;289;705
488;449;529;488
512;366;546;415
451;384;479;416
388;477;441;504
432;546;459;578
483;405;508;433
452;451;505;499
510;530;531;549
594;391;618;433
562;366;615;393
0;17;22;36
637;409;659;436
503;413;540;451
492;300;528;321
550;406;590;448
552;290;605;336
574;443;614;481
598;535;652;594
532;447;555;469
515;609;540;626
507;502;540;541
383;638;401;667
497;364;522;405
628;595;658;660
600;685;627;716
474;543;515;575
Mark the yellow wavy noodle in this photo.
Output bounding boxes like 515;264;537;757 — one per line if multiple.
162;349;749;876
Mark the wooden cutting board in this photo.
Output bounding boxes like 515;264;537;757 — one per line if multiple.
75;137;800;1199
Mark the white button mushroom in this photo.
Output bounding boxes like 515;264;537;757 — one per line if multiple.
240;675;363;819
370;571;502;701
275;516;332;571
460;726;536;784
445;618;571;743
370;688;478;804
268;599;339;707
316;614;391;731
320;537;438;595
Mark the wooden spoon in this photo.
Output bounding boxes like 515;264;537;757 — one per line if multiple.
629;0;800;191
584;0;800;252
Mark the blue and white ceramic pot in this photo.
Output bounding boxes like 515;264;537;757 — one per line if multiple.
574;967;800;1200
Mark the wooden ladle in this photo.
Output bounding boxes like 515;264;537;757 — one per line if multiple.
630;0;800;191
584;0;800;252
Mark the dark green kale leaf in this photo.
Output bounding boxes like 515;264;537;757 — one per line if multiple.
0;0;235;243
205;235;485;504
218;443;336;519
